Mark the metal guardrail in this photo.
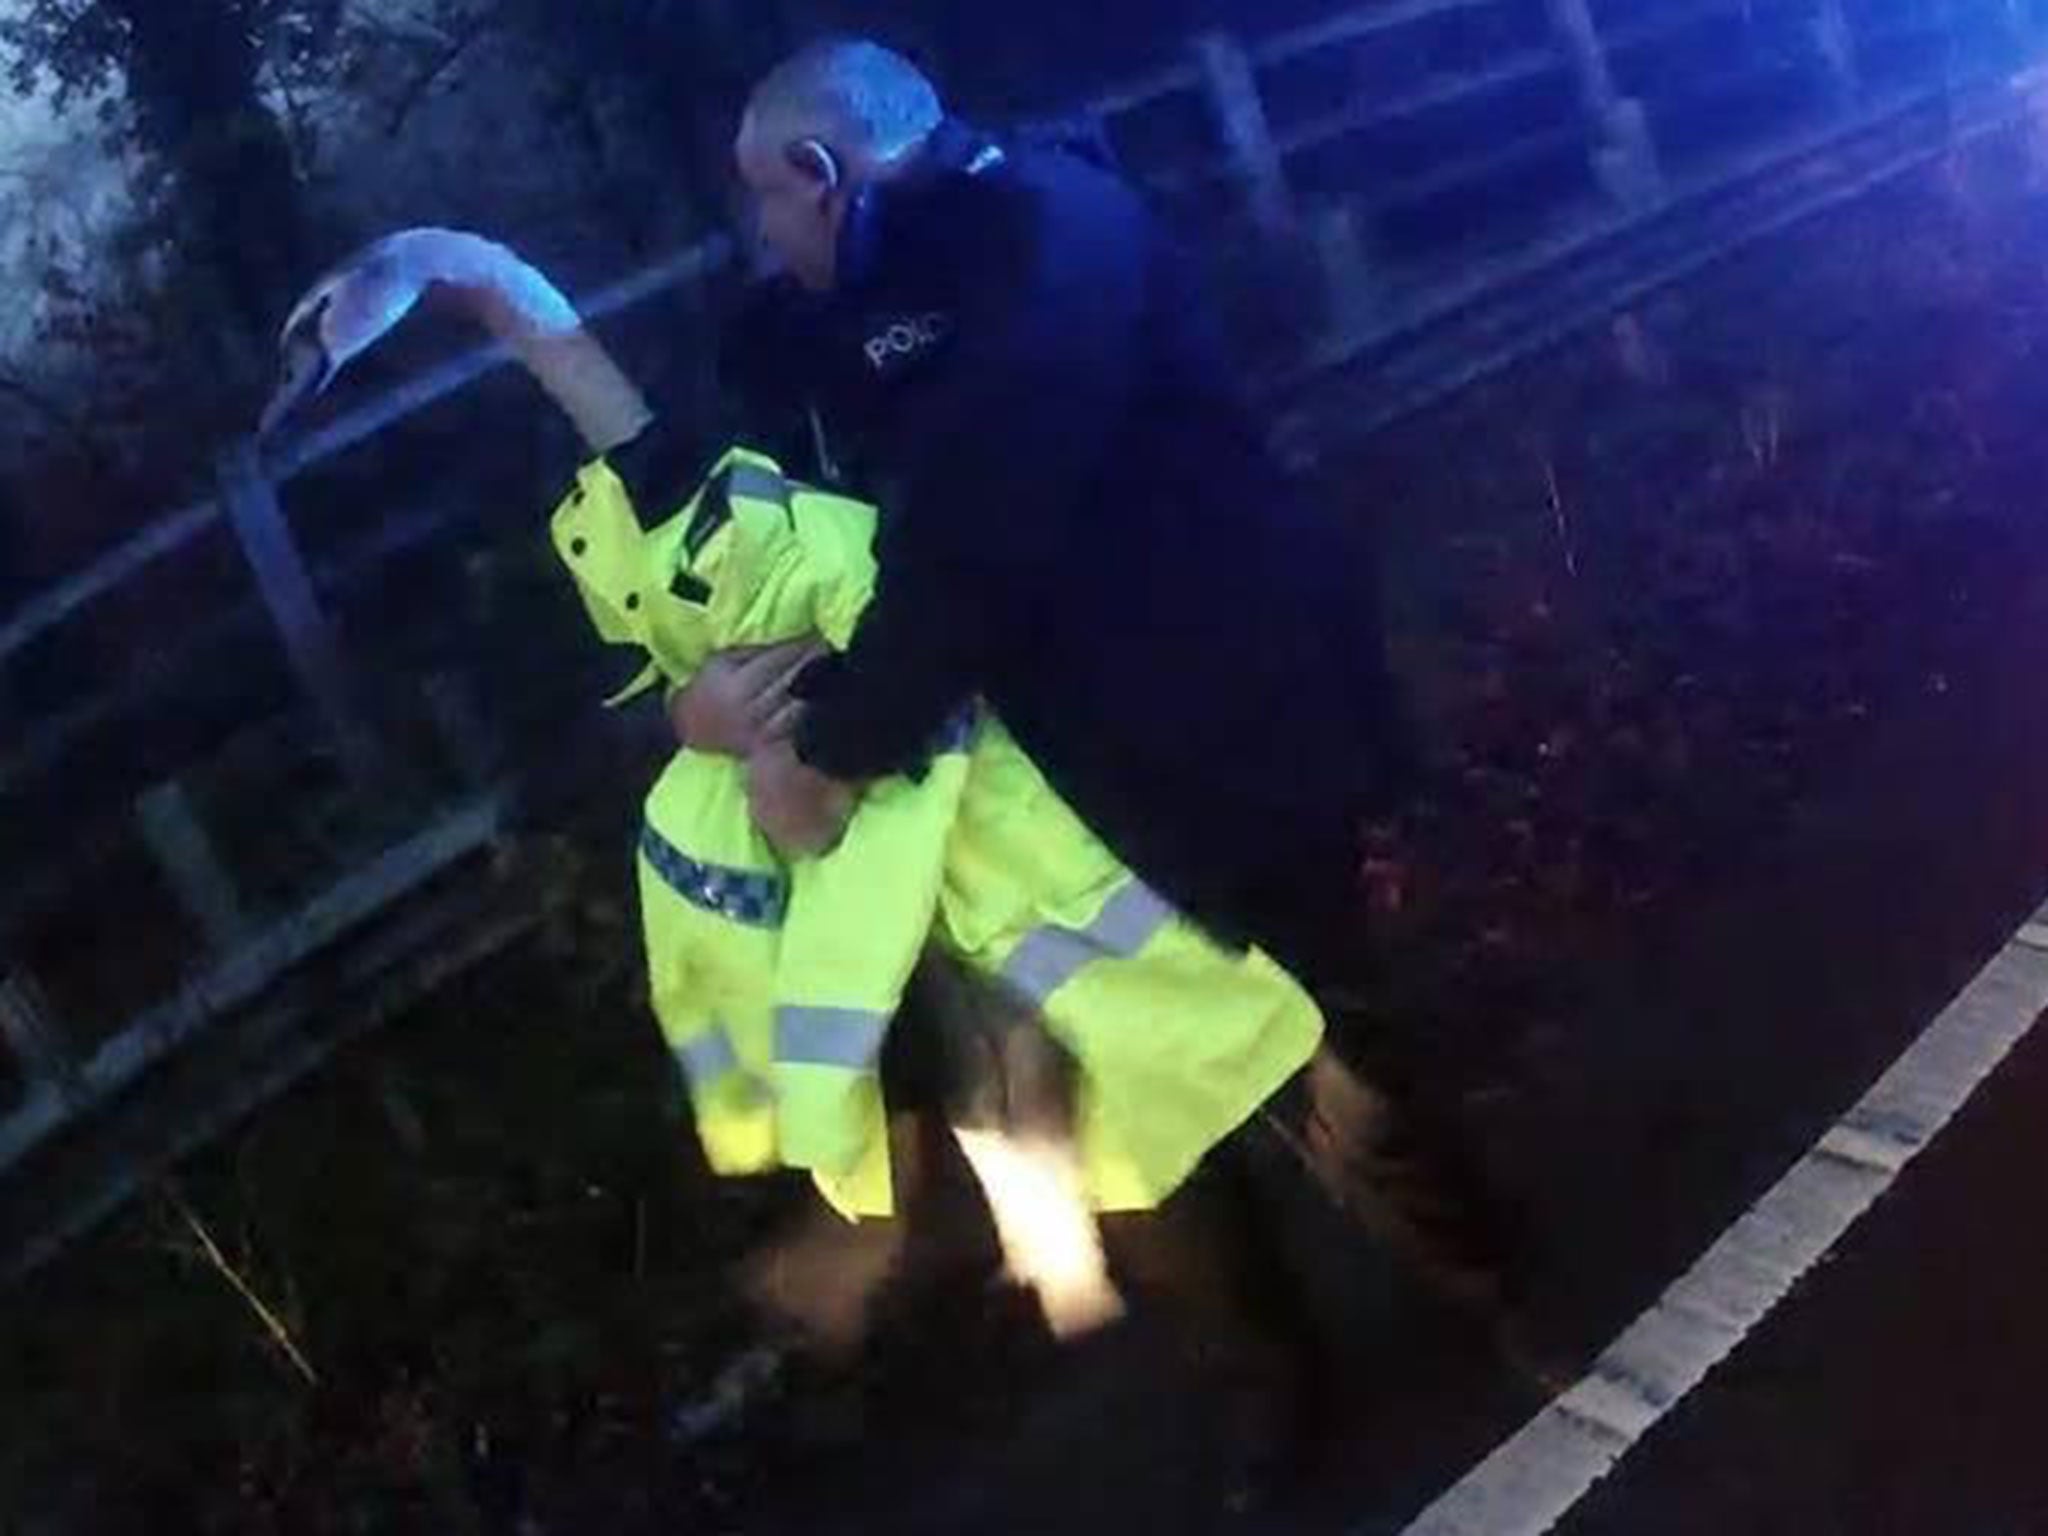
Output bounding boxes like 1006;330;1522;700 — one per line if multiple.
3;0;1999;680
0;0;2037;1278
0;794;506;1182
1273;69;2040;451
0;237;734;671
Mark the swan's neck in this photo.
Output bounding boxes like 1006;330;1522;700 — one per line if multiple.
392;229;654;456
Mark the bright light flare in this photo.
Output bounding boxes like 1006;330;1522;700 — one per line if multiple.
952;1127;1124;1339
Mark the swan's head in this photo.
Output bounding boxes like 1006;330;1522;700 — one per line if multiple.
259;229;585;437
259;238;429;436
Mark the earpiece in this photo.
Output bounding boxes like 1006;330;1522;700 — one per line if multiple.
785;137;843;191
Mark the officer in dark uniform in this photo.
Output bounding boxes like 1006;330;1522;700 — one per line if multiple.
704;47;1407;986
647;36;1529;1485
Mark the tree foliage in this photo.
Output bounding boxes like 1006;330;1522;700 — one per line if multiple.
1;0;338;342
0;0;1070;492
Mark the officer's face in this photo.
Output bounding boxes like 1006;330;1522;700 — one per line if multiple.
735;111;843;293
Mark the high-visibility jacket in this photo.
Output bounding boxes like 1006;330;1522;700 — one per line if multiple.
550;446;1322;1218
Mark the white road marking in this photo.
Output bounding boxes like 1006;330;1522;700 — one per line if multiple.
1398;895;2048;1536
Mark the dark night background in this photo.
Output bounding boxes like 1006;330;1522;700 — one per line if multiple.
6;3;2048;1532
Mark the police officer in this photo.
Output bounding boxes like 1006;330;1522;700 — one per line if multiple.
711;41;1409;979
664;35;1527;1479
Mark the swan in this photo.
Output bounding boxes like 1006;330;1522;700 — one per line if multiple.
256;228;1125;1343
258;226;653;455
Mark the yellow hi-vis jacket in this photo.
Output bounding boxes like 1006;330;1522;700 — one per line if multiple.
550;446;1322;1219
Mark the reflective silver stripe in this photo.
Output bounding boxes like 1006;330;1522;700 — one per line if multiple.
676;1027;741;1089
1002;880;1176;1005
775;1006;888;1070
726;461;791;509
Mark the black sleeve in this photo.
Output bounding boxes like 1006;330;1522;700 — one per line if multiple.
598;277;825;515
711;276;838;479
793;297;1139;782
717;275;817;420
788;501;996;782
604;416;700;520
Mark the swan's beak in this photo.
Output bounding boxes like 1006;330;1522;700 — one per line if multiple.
258;334;334;438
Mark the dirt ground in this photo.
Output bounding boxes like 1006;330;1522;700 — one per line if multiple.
7;125;2048;1534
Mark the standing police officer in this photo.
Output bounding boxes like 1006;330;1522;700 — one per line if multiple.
714;41;1409;980
661;35;1526;1478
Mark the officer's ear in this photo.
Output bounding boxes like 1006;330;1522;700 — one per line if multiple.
785;138;843;202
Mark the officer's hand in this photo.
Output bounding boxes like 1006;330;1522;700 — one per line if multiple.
669;638;824;758
746;738;857;858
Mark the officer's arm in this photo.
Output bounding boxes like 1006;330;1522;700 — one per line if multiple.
787;462;1004;783
793;323;1133;782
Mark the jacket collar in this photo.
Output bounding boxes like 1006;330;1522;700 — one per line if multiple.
834;117;1007;298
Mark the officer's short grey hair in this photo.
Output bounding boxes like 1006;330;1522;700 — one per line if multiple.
749;38;944;166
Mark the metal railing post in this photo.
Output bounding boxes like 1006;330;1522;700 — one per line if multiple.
216;441;385;790
0;969;81;1105
1309;202;1380;336
1980;0;2034;65
135;780;251;950
1543;0;1664;208
1810;0;1863;105
1192;31;1298;239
